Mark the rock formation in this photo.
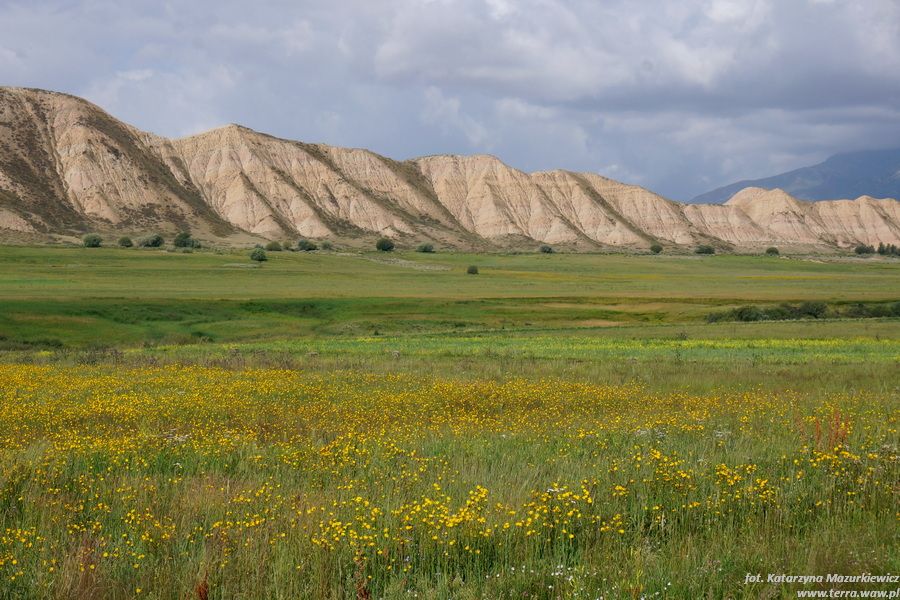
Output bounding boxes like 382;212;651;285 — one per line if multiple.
2;87;898;250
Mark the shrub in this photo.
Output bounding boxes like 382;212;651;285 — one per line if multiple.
466;265;479;275
798;301;827;319
766;303;800;320
250;248;267;262
416;243;435;253
649;244;663;254
707;304;769;323
320;241;333;251
265;241;283;251
376;238;395;252
539;245;554;254
695;245;715;255
854;244;875;255
733;305;765;322
173;233;202;248
765;247;779;256
708;300;900;323
117;236;133;248
297;239;318;252
82;234;102;248
139;234;164;248
845;302;900;318
173;232;193;248
845;303;876;318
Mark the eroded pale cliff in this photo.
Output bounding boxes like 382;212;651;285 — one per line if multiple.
0;87;232;237
1;87;898;250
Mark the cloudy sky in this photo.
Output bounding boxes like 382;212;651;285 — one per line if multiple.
1;0;899;200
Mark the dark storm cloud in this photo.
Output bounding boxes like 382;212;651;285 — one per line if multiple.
1;0;898;199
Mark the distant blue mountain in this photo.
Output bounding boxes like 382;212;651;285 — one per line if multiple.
692;147;900;204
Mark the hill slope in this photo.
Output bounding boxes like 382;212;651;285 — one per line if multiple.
1;87;898;250
692;148;900;204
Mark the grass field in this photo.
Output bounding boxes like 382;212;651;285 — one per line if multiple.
1;246;898;347
0;246;898;599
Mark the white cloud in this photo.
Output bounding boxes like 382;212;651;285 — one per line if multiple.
421;86;490;147
485;0;515;19
494;98;557;120
705;0;769;26
83;66;238;137
0;0;898;199
0;46;23;70
208;20;314;56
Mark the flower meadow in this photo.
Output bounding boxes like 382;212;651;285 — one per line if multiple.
0;364;896;599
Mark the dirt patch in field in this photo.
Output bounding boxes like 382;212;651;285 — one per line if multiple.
10;314;94;324
354;255;451;271
576;319;623;327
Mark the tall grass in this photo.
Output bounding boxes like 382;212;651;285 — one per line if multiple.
0;364;896;598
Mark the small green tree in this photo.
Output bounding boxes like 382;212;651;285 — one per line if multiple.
466;265;479;275
416;243;435;253
250;248;267;262
650;243;663;254
320;241;333;251
539;245;554;254
695;245;715;255
117;236;133;248
297;239;318;251
82;234;102;248
765;247;779;256
139;234;164;248
854;244;875;255
265;241;283;251
173;232;193;248
376;238;395;252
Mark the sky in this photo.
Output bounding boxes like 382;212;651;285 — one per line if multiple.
1;0;899;200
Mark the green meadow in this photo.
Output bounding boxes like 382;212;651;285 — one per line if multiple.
1;245;897;349
0;245;898;599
